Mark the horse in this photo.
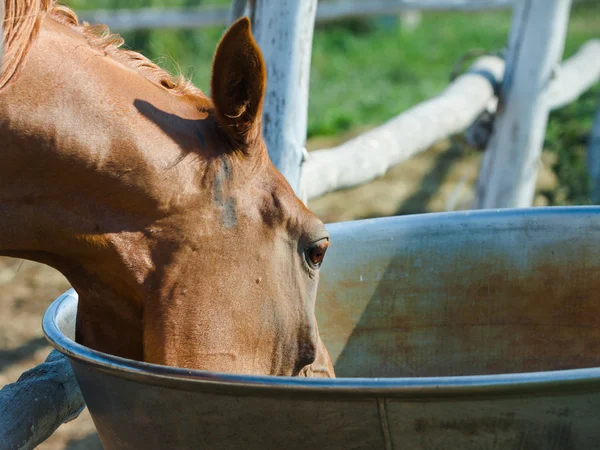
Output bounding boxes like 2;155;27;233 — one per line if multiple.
0;0;334;378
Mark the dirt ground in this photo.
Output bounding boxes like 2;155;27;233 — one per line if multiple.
0;258;101;449
0;139;557;449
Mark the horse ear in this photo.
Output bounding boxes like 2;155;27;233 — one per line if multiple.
211;17;266;149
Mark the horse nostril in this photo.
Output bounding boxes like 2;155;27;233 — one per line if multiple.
295;340;317;374
297;355;315;371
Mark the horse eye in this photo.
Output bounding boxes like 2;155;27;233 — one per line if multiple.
306;240;329;269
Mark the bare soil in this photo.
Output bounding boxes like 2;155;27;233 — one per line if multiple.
0;139;557;449
0;258;101;449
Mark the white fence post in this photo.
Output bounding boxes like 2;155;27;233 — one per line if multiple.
589;95;600;203
475;0;572;209
229;0;249;25
80;1;515;33
247;0;317;195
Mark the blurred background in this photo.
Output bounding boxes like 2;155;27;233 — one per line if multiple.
64;0;600;222
0;1;598;448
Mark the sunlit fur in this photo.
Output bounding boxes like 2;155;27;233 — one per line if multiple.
0;0;335;378
1;0;200;97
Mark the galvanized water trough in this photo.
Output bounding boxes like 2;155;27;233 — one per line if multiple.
44;207;600;449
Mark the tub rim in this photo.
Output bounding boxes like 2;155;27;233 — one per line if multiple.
43;206;600;399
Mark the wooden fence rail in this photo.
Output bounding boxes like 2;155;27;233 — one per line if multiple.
302;55;504;200
301;39;600;200
0;350;84;450
80;0;514;32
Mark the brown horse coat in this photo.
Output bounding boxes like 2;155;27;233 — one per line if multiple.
0;0;334;377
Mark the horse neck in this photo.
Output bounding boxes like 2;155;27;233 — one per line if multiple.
0;16;212;358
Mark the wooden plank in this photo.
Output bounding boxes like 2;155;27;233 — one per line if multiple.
79;0;514;32
249;0;318;194
229;0;249;25
80;6;230;31
301;55;505;200
316;0;513;23
0;350;84;450
546;40;600;110
475;0;573;209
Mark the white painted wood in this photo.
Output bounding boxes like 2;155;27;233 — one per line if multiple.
80;6;230;31
588;96;600;203
546;40;600;110
249;0;317;194
0;350;84;450
465;39;600;149
229;0;249;25
399;10;423;31
302;38;596;200
79;0;514;32
475;0;572;209
301;55;505;200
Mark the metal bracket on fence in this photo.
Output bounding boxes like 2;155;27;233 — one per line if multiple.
464;108;497;151
301;147;309;163
450;48;506;151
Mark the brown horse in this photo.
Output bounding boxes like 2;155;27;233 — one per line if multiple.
0;0;334;377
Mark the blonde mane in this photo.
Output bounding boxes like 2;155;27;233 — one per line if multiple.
1;0;204;98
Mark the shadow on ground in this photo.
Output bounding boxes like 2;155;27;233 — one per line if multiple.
65;432;103;450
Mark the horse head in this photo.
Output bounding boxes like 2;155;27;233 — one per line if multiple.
0;3;334;377
139;18;335;376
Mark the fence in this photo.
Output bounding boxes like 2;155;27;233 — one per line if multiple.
1;0;600;448
79;0;600;206
79;0;515;32
229;0;599;207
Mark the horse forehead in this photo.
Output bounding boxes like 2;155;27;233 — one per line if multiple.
245;164;314;226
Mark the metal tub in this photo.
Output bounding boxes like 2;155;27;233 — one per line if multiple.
44;207;600;449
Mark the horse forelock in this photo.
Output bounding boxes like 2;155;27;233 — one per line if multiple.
0;0;205;102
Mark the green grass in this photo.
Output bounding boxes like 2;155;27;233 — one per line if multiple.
545;84;600;206
544;3;600;206
63;0;600;205
308;12;512;136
